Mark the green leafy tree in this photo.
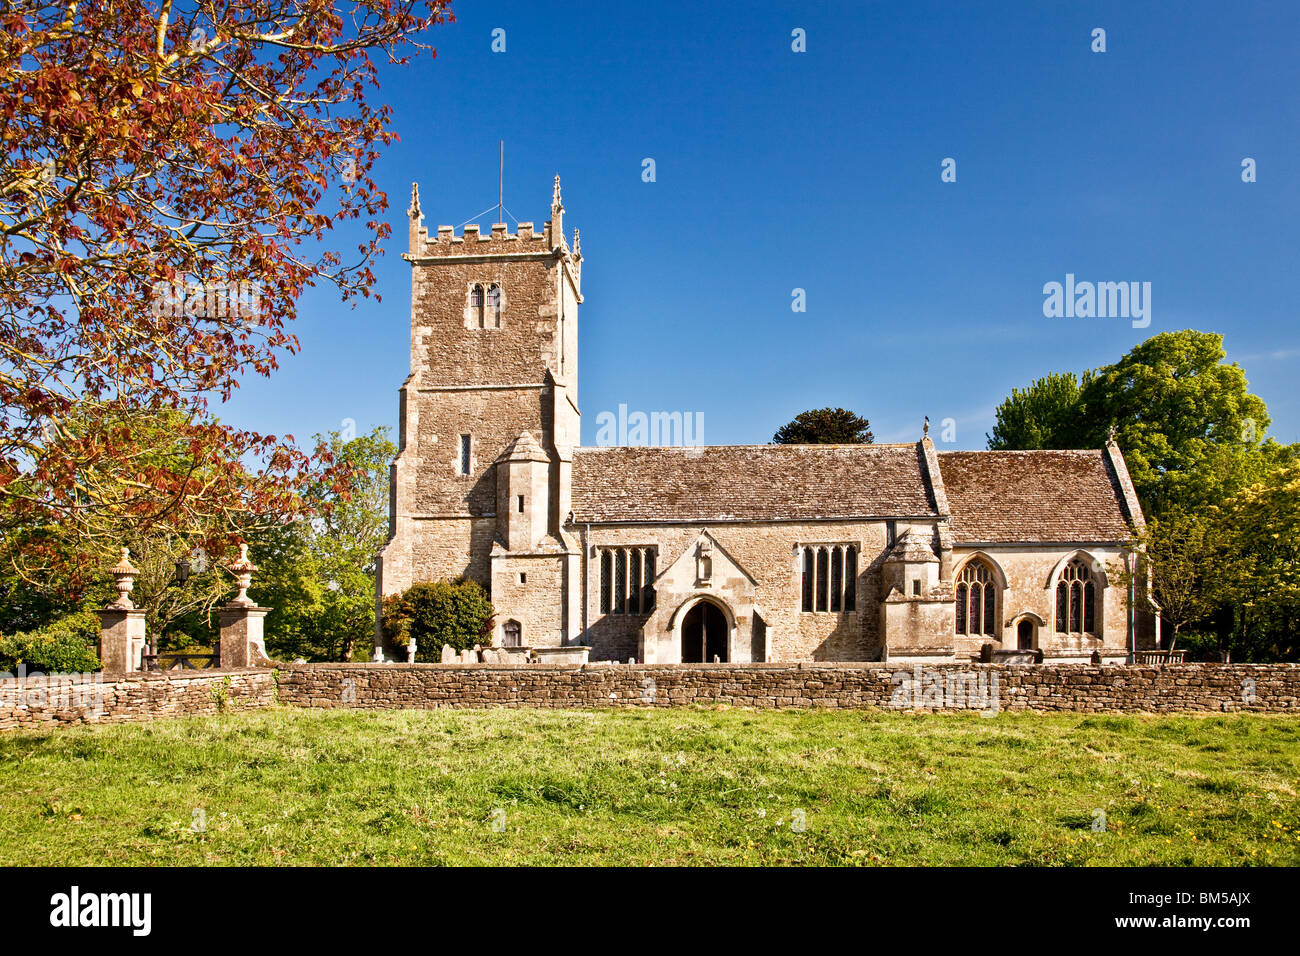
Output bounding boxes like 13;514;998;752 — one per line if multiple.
773;408;874;444
987;371;1093;450
253;426;396;662
991;330;1300;661
1221;462;1300;661
381;579;494;662
1134;509;1234;655
989;331;1281;517
1078;332;1271;514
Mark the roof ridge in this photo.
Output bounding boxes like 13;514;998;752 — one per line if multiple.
575;442;917;451
937;448;1104;455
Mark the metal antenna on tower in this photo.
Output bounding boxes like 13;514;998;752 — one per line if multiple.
498;140;504;224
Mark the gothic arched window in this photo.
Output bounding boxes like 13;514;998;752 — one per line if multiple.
487;284;502;327
955;559;998;636
1055;558;1098;635
470;284;485;328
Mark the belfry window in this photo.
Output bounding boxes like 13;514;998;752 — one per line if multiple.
955;559;997;637
470;284;485;328
800;544;858;613
1055;558;1098;635
488;284;502;327
598;547;656;615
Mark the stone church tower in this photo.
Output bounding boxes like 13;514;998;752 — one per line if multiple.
375;178;583;656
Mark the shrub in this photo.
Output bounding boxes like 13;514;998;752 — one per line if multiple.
381;579;494;662
1175;631;1224;662
0;612;102;674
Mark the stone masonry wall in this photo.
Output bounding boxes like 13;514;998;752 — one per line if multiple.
276;662;1300;714
4;663;1298;731
0;669;274;731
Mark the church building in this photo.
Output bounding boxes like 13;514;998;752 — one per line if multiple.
376;180;1159;665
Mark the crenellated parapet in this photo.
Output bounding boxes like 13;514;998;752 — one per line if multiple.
405;176;580;266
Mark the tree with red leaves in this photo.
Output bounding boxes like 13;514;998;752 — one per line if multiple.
0;1;453;579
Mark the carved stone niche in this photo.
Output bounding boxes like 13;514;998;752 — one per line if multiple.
696;540;713;587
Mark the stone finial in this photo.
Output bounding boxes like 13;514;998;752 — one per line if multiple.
552;174;563;210
923;415;930;438
1107;422;1118;443
573;228;581;256
107;547;139;609
226;543;258;607
408;182;426;256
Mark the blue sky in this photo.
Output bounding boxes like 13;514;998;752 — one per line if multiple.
218;0;1300;451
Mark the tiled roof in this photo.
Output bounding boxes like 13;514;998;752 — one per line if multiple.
571;444;938;523
569;441;1140;541
937;450;1135;543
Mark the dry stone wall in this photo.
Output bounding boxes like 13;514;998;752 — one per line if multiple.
3;663;1299;731
0;669;274;731
274;662;1300;714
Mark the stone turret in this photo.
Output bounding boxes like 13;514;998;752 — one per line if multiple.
496;431;551;552
882;528;941;599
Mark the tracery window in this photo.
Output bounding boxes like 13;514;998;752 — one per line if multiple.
1055;558;1097;635
487;284;502;327
955;560;998;636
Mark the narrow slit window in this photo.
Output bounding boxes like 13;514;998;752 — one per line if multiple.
614;550;626;614
830;547;843;612
459;435;471;475
844;546;857;611
629;550;642;614
802;548;814;612
599;550;612;614
643;550;656;612
816;548;829;612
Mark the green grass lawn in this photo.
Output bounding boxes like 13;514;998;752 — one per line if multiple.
2;706;1298;865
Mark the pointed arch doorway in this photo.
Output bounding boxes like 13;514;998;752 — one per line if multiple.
681;601;729;663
